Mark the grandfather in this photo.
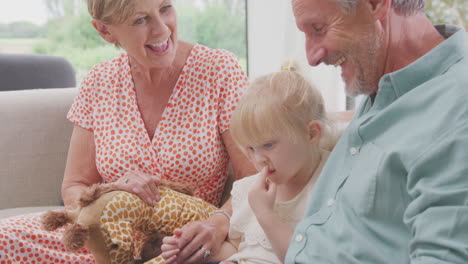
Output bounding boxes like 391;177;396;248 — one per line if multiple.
288;0;468;263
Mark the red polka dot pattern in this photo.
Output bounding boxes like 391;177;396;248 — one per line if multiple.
0;44;248;262
0;213;94;263
68;44;248;206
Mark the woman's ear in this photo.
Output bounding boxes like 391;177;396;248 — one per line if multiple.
307;120;322;146
92;19;118;44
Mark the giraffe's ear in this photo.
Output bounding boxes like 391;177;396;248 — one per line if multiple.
103;221;133;252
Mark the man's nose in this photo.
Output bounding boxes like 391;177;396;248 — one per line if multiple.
307;47;327;66
305;37;327;66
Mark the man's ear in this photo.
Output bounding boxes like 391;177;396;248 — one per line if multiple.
366;0;390;21
307;120;322;146
92;19;118;44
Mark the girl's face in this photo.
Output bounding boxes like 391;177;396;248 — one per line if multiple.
246;134;319;186
100;0;178;69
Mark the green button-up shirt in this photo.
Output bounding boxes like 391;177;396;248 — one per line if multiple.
286;25;468;264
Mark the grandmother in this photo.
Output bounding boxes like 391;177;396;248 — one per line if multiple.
0;0;255;262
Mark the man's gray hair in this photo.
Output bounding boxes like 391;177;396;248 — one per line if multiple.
337;0;425;16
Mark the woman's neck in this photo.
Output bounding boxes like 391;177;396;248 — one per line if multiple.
130;40;193;91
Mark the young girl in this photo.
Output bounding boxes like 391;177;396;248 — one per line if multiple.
162;63;333;264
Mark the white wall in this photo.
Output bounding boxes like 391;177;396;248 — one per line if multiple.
247;0;347;112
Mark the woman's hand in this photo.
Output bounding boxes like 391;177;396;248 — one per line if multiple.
161;213;230;264
248;167;277;219
113;170;161;206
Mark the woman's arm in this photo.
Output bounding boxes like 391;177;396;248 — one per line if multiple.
164;131;256;264
208;237;240;262
61;125;102;208
62;125;163;208
223;130;257;182
256;213;293;263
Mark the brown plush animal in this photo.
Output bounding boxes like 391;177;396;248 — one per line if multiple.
41;182;217;264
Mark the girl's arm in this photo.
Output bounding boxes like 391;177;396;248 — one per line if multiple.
256;213;293;263
248;169;291;263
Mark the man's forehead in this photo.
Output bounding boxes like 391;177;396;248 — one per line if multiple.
292;0;338;15
292;0;328;22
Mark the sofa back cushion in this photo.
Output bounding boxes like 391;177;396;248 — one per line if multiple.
0;87;77;209
0;53;76;91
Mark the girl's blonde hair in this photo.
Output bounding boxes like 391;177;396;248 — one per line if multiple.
231;61;332;152
87;0;143;24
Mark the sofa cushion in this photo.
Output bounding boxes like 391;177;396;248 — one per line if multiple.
0;88;77;210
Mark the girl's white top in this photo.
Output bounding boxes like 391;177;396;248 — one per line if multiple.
225;150;329;264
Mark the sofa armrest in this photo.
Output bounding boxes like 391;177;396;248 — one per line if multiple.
0;88;77;209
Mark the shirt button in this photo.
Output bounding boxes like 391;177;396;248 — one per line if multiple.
350;147;359;155
327;199;335;207
295;234;303;242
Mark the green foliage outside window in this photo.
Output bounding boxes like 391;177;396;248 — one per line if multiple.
31;0;247;83
0;0;465;85
426;0;467;29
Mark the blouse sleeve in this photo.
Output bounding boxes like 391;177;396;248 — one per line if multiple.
66;67;97;131
215;51;249;134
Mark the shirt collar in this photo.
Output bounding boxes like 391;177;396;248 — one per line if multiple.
371;25;467;111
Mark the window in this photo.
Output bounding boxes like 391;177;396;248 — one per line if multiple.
0;0;248;84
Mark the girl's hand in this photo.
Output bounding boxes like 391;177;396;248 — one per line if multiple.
114;170;161;206
248;167;277;219
162;213;229;264
161;232;181;264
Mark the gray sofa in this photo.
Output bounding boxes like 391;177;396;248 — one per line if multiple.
0;87;77;218
0;53;77;218
0;53;76;91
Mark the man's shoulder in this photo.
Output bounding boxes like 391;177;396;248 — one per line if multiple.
431;59;468;107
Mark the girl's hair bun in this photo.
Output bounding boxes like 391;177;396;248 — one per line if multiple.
281;60;301;73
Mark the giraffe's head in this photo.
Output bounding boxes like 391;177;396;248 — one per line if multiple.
84;220;135;264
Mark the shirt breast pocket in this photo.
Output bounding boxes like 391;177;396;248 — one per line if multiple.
306;206;333;225
341;142;384;216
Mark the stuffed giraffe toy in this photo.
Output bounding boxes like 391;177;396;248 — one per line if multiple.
40;182;217;264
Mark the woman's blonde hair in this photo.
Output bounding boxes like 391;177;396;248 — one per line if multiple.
87;0;143;24
231;61;331;152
